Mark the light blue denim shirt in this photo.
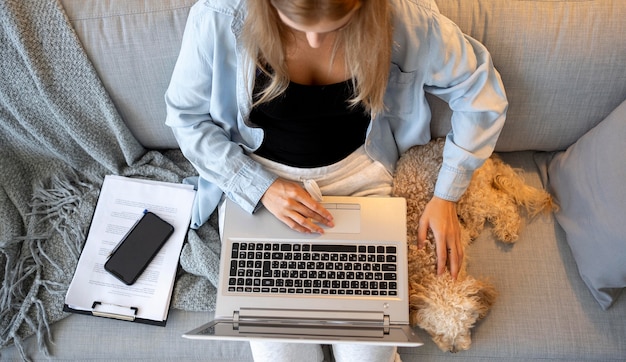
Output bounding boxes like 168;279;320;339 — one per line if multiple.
165;0;508;228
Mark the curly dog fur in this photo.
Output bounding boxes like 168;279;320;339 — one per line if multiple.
392;139;555;352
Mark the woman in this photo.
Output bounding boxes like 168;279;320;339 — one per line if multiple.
166;0;507;360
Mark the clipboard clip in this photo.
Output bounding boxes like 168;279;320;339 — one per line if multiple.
91;301;138;322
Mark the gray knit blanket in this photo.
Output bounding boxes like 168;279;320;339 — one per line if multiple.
0;1;220;359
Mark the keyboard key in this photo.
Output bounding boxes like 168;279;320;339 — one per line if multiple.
384;273;397;280
312;245;356;253
262;261;271;277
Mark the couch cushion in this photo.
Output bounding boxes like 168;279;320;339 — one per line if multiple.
432;0;626;152
60;0;196;149
0;310;254;361
547;99;626;310
61;0;626;152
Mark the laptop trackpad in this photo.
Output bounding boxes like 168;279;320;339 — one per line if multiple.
319;203;360;234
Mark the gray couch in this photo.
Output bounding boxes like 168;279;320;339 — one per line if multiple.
2;0;625;361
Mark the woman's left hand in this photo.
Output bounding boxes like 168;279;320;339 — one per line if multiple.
417;196;463;279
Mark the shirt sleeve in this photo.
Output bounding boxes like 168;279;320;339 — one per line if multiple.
164;4;276;215
424;13;508;202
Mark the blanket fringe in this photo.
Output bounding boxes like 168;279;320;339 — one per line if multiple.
1;171;98;361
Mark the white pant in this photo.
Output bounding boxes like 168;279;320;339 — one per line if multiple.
249;145;393;198
249;341;400;362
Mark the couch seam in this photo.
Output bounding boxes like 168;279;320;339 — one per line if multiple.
65;5;194;22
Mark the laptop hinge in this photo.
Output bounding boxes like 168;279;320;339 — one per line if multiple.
233;310;240;329
235;308;388;328
383;315;390;334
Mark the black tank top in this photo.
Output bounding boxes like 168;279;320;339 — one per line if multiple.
250;74;371;168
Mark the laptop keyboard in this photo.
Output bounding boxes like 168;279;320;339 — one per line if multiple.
227;242;398;296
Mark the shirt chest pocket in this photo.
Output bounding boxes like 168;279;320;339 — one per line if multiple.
384;64;419;115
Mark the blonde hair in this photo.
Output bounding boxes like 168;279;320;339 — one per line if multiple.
242;0;393;116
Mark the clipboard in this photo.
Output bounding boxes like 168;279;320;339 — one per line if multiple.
62;175;195;328
63;301;167;327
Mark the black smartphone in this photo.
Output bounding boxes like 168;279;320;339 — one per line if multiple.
104;211;174;285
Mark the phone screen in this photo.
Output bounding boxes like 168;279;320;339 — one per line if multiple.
104;212;174;285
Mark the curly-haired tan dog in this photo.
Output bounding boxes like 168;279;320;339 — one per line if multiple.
392;138;554;352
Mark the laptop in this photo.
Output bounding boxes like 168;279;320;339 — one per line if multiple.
183;196;422;347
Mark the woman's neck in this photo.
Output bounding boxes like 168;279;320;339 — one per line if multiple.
284;33;349;86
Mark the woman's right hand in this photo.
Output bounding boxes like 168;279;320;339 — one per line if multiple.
261;178;334;234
